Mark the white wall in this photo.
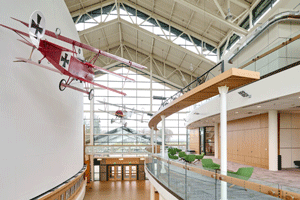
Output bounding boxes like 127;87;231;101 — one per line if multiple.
280;113;300;168
0;1;83;199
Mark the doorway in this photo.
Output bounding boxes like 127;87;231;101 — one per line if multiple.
123;165;137;180
200;126;215;156
108;165;122;181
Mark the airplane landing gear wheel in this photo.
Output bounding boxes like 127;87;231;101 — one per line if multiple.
59;79;66;91
88;89;94;100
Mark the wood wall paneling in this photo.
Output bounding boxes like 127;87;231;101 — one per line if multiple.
219;114;269;169
189;128;200;154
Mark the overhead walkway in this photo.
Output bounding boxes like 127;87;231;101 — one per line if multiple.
148;67;260;130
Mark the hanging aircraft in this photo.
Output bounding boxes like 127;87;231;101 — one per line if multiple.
0;11;147;100
97;100;153;127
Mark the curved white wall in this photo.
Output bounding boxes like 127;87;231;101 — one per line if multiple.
0;1;83;199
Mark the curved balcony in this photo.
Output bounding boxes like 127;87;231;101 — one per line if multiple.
31;166;87;200
145;154;300;200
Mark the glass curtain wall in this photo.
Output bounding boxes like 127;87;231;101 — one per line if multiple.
84;64;188;157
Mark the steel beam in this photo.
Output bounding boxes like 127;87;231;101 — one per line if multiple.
173;0;248;35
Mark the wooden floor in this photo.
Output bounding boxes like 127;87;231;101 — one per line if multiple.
84;180;158;200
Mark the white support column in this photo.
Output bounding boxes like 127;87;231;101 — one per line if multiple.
155;130;158;154
90;86;94;146
214;123;219;159
161;115;165;156
150;55;153;113
218;86;229;200
269;110;278;171
90;155;94;182
150;183;155;200
151;127;154;154
161;115;166;173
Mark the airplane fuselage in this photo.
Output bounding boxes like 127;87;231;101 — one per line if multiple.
38;40;94;82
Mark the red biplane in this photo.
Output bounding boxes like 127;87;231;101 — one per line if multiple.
0;11;146;100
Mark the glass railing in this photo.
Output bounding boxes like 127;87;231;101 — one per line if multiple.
232;28;300;78
146;153;300;200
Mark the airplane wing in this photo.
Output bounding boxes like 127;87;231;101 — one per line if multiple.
73;76;126;96
98;109;115;116
12;18;147;70
0;23;29;38
85;63;135;82
15;57;62;74
97;100;122;109
97;100;153;116
126;118;149;123
123;107;153;116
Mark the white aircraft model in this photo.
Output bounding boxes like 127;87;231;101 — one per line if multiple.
97;100;153;127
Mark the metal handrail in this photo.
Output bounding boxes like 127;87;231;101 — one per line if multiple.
228;10;300;63
158;60;224;110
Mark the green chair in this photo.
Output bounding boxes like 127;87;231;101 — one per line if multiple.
183;155;196;163
176;148;182;153
201;159;220;170
168;153;179;160
227;167;254;189
194;153;205;163
168;148;177;156
178;151;187;160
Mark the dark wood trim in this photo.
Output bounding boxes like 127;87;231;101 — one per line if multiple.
145;167;184;200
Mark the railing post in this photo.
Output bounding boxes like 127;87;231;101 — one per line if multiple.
221;60;224;73
151;127;154;154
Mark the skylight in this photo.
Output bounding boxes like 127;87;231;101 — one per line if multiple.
220;0;280;58
73;3;218;62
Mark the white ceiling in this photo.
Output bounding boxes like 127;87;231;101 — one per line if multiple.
187;92;300;128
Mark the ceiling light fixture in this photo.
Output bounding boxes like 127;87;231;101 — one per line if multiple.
189;63;193;71
202;42;208;52
225;8;233;20
238;91;251;98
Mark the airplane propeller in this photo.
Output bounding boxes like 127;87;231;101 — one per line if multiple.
28;10;45;48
